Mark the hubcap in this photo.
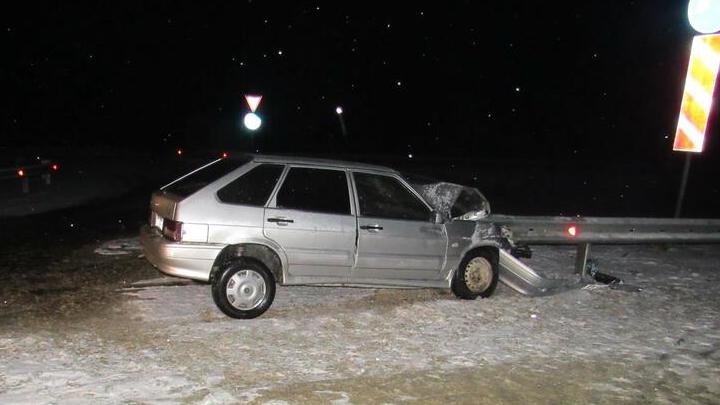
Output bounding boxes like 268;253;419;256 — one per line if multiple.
464;257;493;293
226;269;267;310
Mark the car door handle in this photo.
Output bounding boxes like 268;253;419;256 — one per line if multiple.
360;224;383;231
267;217;294;224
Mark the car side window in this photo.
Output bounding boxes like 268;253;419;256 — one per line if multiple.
276;167;350;215
353;172;430;221
217;164;284;206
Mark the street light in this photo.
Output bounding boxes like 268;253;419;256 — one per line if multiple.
335;106;347;140
243;112;262;131
688;0;720;33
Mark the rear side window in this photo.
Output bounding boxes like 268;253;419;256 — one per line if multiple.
276;167;350;215
163;157;251;197
354;172;430;221
217;164;284;206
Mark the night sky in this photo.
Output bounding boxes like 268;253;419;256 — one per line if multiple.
2;1;718;162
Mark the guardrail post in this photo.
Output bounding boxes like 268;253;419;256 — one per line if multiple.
575;243;591;278
21;177;29;193
674;153;692;218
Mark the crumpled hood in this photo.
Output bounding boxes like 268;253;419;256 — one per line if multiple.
411;181;491;221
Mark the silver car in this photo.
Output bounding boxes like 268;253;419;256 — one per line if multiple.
140;154;502;318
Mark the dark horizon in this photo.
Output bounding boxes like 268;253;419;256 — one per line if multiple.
3;1;718;163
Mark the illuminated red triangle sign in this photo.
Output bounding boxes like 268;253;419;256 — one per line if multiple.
244;95;263;113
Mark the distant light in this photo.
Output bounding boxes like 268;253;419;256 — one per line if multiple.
51;163;59;171
243;112;262;131
566;224;579;238
17;169;24;177
335;106;343;114
688;0;720;33
176;148;183;156
408;153;413;159
277;50;283;55
221;152;229;158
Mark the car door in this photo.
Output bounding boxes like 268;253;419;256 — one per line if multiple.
263;166;357;283
351;171;447;282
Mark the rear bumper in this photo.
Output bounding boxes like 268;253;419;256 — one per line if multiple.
139;225;223;282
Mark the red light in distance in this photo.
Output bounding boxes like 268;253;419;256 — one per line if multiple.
51;163;59;171
176;148;183;156
222;152;229;158
17;169;25;177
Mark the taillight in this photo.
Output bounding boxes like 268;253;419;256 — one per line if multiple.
51;163;59;171
17;168;25;177
162;219;183;241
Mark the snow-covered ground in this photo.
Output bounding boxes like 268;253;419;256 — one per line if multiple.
1;243;719;404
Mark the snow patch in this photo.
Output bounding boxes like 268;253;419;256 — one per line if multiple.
94;237;142;256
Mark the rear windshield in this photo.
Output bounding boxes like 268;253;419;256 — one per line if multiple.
162;157;251;197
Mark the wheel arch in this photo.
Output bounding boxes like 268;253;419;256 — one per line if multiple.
449;242;501;281
210;243;285;285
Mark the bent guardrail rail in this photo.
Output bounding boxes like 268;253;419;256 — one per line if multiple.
485;215;720;244
480;215;720;296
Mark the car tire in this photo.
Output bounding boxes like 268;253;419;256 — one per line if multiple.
211;258;275;319
451;247;499;300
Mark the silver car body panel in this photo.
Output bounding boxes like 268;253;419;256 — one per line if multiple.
140;225;224;281
264;207;357;283
141;154;500;288
353;217;447;282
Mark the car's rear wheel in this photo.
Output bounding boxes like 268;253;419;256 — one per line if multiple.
211;259;275;319
452;248;499;299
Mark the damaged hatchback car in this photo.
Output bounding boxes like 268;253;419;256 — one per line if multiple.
140;155;504;318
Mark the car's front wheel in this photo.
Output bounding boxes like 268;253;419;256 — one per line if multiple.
451;247;499;300
211;259;275;319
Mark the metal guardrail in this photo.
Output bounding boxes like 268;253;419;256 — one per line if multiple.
485;214;720;244
482;214;720;281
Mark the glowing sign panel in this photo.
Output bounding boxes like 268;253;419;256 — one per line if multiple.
244;95;263;112
673;34;720;153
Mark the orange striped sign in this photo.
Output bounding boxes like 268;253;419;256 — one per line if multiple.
674;34;720;153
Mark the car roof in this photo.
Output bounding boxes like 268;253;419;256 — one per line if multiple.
250;154;399;174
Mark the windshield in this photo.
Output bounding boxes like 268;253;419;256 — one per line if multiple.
162;156;251;197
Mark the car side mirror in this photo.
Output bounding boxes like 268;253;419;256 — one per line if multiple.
431;211;444;224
